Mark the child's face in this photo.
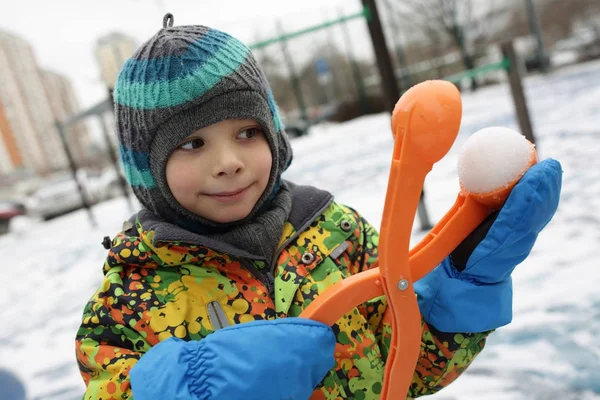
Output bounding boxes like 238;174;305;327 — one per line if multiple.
166;119;273;224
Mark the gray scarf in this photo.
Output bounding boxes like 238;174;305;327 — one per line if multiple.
132;182;333;265
137;181;292;262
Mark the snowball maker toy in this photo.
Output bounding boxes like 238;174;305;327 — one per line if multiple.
300;80;537;399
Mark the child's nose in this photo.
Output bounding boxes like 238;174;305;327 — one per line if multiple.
212;150;244;177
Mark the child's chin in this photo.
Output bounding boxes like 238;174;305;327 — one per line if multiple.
207;209;252;224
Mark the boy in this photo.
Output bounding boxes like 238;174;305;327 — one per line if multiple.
75;13;561;399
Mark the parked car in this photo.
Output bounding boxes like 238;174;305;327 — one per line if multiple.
25;172;100;220
96;167;128;201
283;118;310;138
551;28;600;67
0;200;26;234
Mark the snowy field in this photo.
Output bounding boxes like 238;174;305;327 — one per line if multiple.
1;59;599;399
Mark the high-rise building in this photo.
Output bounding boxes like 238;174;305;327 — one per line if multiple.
0;30;49;175
0;30;67;175
42;70;92;167
0;99;22;175
95;32;138;91
92;32;138;155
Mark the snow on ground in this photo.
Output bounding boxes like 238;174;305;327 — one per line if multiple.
1;59;599;399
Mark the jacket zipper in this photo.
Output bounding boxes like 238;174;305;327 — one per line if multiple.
207;300;230;330
240;259;275;299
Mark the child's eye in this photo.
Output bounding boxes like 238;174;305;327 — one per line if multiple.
238;128;262;140
179;138;205;150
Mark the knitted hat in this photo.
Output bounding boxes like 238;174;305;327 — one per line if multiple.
114;13;293;228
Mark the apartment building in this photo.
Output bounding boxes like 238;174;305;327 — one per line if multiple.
42;70;92;167
0;31;50;175
0;100;22;175
0;30;68;175
95;32;138;91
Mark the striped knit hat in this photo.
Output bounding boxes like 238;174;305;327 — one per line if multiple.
114;13;292;228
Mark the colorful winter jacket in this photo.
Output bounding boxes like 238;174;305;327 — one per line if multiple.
76;182;490;399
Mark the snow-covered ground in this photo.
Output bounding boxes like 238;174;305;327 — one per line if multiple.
1;59;599;399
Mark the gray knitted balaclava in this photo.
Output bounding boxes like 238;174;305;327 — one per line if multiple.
114;14;293;232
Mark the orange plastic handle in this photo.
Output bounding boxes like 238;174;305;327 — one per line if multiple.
301;80;535;399
302;80;462;398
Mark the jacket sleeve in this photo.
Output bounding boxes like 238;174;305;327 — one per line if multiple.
343;206;491;398
75;260;151;399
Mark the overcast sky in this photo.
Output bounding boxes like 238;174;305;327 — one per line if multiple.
0;0;365;109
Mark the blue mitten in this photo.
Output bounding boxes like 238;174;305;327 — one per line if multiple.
415;159;562;332
130;318;335;399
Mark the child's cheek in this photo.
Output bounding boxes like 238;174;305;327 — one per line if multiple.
166;158;200;200
261;156;272;180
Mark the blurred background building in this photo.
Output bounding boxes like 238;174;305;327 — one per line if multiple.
0;29;93;181
0;30;66;174
0;30;50;177
41;70;93;168
0;99;22;174
93;32;138;151
95;32;138;93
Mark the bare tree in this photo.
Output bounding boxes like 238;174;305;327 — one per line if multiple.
532;0;600;53
388;0;498;90
385;2;451;73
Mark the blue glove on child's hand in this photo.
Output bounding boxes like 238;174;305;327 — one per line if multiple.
415;159;562;332
130;318;335;400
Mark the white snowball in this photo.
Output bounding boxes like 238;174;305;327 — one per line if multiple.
458;127;533;194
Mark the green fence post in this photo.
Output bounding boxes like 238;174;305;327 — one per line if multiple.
524;0;549;73
276;21;309;124
324;14;342;102
98;109;135;213
54;121;97;228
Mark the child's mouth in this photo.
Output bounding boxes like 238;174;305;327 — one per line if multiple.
205;184;252;202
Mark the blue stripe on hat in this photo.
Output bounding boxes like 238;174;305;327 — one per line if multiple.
266;89;282;132
120;29;232;84
119;146;157;188
114;35;249;109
